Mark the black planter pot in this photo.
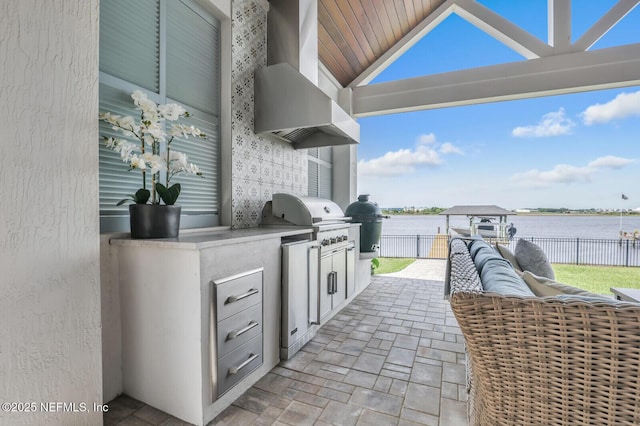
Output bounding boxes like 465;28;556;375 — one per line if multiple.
129;204;181;239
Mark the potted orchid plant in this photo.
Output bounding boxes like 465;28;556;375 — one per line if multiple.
99;90;206;238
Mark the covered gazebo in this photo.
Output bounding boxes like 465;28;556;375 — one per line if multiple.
440;204;513;241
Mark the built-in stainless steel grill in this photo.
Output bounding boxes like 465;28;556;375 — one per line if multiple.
263;193;353;249
262;193;356;359
268;193;348;224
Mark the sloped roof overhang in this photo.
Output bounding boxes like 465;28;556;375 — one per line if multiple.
317;0;640;115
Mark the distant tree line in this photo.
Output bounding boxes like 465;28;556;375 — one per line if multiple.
526;208;639;215
382;207;446;215
381;207;639;216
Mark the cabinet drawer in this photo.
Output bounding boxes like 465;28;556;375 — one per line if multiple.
214;268;263;321
217;303;262;358
217;334;263;396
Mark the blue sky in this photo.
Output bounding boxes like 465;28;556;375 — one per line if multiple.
356;1;640;210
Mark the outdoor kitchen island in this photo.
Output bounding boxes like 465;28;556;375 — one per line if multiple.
110;224;369;425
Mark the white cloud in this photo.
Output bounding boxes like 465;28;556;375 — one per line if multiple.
512;108;575;137
439;142;464;155
582;90;640;125
512;164;593;187
418;133;437;145
587;155;635;169
358;145;441;176
511;155;635;188
358;133;462;177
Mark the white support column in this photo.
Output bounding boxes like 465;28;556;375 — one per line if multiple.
548;0;571;52
332;144;357;211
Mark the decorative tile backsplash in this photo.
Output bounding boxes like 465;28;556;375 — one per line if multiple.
231;0;308;228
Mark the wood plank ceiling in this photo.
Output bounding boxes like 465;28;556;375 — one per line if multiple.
318;0;446;87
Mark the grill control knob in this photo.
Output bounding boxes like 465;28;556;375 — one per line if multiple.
341;235;348;241
321;239;330;246
330;237;337;244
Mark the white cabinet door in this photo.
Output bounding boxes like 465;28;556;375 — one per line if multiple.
319;254;334;321
332;250;346;307
319;248;350;322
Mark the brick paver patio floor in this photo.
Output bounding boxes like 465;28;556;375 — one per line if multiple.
105;273;469;425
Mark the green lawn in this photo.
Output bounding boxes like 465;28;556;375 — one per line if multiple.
371;258;640;296
373;257;416;274
552;264;640;295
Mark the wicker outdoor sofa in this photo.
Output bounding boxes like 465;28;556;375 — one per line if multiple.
445;236;640;426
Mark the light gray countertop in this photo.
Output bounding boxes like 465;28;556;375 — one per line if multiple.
110;226;313;250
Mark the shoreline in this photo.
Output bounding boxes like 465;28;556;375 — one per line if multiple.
383;212;640;217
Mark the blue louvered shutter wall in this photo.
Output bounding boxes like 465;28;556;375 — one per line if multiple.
98;0;220;232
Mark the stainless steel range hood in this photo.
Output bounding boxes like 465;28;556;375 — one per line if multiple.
254;63;360;148
253;0;360;149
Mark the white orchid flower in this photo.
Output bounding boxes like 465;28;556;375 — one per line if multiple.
159;103;186;121
118;141;137;162
104;137;118;149
129;155;146;170
169;123;205;139
99;112;120;125
101;90;206;205
189;163;203;176
146;122;166;141
131;90;146;104
141;153;166;174
168;150;189;172
118;116;135;130
132;90;158;116
169;124;186;138
139;98;157;113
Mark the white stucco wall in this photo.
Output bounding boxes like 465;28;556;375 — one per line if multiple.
0;1;103;425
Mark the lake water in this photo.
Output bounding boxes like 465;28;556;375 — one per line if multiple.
382;214;640;240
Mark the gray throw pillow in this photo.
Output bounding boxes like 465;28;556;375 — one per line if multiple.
514;239;555;279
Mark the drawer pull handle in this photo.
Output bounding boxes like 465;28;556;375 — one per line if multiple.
227;321;259;340
226;288;259;304
229;353;259;375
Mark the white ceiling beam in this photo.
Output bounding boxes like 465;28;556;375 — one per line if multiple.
348;0;456;88
573;0;640;51
548;0;571;52
352;43;640;117
453;0;553;59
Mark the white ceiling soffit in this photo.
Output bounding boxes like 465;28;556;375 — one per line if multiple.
350;0;640;116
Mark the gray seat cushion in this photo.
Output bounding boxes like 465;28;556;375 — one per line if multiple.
469;238;502;274
473;250;501;274
481;258;535;297
468;236;491;258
